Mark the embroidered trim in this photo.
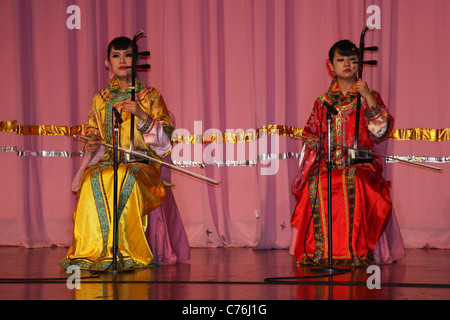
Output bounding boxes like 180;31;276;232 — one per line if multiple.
90;167;110;261
364;104;381;119
138;115;153;133
344;167;356;262
117;164;141;221
60;256;152;271
307;169;324;263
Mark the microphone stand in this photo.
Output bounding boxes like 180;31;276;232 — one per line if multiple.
110;108;133;274
325;109;334;271
311;106;347;275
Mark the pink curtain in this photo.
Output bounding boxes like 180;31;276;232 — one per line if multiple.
0;0;448;250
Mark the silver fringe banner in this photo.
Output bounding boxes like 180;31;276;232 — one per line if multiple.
1;146;449;166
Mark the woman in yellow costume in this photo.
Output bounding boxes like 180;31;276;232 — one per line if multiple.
60;37;173;270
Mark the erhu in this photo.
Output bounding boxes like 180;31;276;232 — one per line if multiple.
346;25;379;166
124;29;151;164
118;30;219;184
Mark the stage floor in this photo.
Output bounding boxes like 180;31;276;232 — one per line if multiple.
0;246;448;301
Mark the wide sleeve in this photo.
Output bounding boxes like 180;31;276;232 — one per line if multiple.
72;93;106;192
137;89;174;158
291;99;323;196
302;98;323;138
364;91;394;143
85;92;105;141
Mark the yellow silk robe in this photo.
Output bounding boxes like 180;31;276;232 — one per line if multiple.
61;77;173;270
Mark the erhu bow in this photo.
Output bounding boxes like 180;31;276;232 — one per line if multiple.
73;135;220;185
291;134;442;172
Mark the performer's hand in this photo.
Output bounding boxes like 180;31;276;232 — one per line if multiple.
86;137;101;153
123;100;148;121
304;134;319;149
355;78;377;109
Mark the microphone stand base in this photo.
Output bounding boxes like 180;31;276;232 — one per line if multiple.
310;265;350;275
105;267;135;275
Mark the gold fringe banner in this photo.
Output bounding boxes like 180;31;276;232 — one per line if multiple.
1;120;449;142
173;126;450;144
0;120;86;137
172;124;304;144
389;128;450;142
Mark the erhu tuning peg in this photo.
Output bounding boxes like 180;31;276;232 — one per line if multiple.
136;64;151;69
364;46;378;52
363;60;377;66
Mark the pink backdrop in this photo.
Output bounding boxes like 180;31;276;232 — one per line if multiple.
0;0;449;250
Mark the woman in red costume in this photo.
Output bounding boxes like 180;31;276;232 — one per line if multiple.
290;40;394;266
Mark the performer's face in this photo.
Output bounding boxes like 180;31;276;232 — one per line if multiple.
329;50;358;80
108;46;133;79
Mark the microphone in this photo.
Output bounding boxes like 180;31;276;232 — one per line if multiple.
323;101;338;115
112;107;123;124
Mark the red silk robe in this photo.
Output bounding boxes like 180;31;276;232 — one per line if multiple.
290;78;394;266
